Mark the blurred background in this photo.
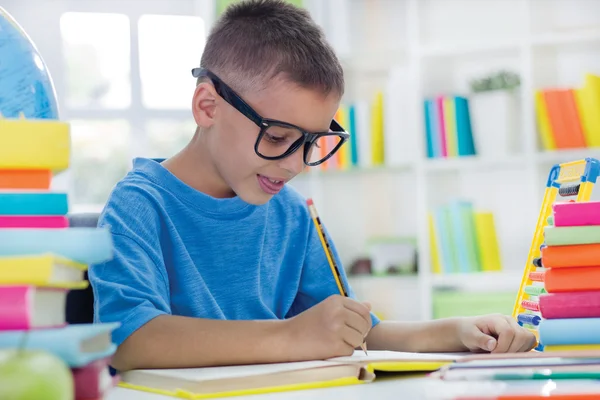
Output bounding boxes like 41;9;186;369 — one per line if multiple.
4;0;600;323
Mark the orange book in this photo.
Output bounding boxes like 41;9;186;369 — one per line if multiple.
543;89;585;149
545;266;600;293
0;169;51;190
542;243;600;268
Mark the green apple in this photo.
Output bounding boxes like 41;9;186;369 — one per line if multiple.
0;348;74;400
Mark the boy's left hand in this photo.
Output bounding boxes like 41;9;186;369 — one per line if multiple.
457;314;537;353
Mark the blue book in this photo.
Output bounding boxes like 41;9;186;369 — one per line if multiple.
424;100;434;158
539;318;600;346
0;323;119;367
428;99;442;158
0;228;113;264
435;206;457;273
447;201;471;273
0;192;68;215
455;96;476;156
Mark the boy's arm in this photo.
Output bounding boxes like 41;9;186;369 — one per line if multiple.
93;228;371;371
366;315;535;354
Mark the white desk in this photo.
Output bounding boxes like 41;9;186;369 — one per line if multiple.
105;375;505;400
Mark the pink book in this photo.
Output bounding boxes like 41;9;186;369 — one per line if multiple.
436;96;448;157
0;286;67;330
72;357;119;399
540;291;600;319
0;215;69;228
553;201;600;227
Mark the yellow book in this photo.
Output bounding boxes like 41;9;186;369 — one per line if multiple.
544;344;600;352
443;97;458;157
119;350;465;399
473;212;502;271
0;118;70;172
0;253;88;289
534;90;556;151
581;73;600;147
574;88;599;147
428;213;442;274
370;91;385;165
336;106;350;170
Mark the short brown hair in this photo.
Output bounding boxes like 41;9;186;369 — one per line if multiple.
200;0;344;97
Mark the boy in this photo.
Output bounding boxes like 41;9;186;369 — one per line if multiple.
89;0;536;372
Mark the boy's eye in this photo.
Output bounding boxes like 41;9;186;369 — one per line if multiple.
265;133;286;143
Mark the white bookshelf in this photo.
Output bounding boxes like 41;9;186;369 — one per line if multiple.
292;0;600;321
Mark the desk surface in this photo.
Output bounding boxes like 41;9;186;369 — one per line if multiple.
105;375;506;400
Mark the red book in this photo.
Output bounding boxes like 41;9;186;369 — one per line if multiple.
72;357;119;399
540;291;600;319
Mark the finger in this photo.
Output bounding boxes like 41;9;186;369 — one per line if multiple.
468;326;498;353
505;317;534;353
489;317;515;354
341;298;372;327
343;307;371;337
363;301;372;311
341;325;365;349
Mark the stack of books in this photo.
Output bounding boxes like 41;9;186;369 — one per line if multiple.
532;201;600;352
0;117;118;399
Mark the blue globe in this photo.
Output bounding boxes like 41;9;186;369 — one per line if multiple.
0;6;59;119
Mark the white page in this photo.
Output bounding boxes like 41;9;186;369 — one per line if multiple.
328;350;468;363
128;360;337;382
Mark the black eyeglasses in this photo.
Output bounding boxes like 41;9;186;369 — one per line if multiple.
191;68;349;166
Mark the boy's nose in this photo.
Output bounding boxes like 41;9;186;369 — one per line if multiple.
277;147;305;175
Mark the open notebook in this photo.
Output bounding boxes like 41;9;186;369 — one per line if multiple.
119;350;467;398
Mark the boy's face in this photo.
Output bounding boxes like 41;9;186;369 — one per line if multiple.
192;75;341;205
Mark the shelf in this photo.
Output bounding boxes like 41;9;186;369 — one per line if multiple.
424;155;529;172
417;40;521;58
534;148;600;165
531;29;600;47
431;271;523;292
296;163;414;178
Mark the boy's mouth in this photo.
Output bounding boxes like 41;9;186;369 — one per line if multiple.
257;174;285;195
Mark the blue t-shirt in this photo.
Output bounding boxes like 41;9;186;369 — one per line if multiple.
89;158;380;346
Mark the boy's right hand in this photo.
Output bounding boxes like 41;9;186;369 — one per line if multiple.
284;295;372;360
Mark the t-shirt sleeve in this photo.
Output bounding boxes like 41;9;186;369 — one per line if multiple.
88;186;171;346
290;220;380;327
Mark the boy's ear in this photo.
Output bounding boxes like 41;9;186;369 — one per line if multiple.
191;82;217;128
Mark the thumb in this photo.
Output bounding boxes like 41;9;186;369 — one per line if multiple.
470;328;497;352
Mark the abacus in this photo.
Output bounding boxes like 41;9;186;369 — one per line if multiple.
512;158;600;351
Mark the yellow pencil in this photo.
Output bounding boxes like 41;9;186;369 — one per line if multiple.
306;198;368;356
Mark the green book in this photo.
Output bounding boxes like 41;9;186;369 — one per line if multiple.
544;225;600;246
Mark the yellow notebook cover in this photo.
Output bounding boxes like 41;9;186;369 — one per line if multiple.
118;350;465;399
0;253;88;289
534;90;556;151
474;212;502;272
0;118;70;172
443;97;458;157
544;344;600;352
428;213;442;274
370;91;385;166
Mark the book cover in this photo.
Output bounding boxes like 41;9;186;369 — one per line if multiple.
0;169;52;190
0;192;68;216
0;228;113;264
0;119;70;172
0;215;69;228
0;286;67;330
0;253;88;289
0;323;119;368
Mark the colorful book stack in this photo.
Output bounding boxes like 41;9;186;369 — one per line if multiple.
428;200;502;274
535;73;600;150
524;201;600;352
0;117;118;399
424;95;476;159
